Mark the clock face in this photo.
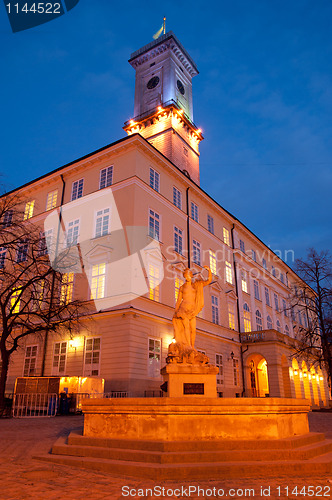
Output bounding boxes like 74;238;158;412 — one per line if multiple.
177;79;185;95
147;76;160;90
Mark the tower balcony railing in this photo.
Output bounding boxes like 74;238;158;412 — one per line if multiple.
124;99;200;132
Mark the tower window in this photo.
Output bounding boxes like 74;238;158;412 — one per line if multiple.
177;80;185;95
147;76;160;89
149;168;160;192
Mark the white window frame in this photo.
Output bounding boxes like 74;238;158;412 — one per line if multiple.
265;287;270;306
46;190;58;211
148;208;160;241
60;272;74;305
149;167;160;192
148;262;160;302
66;219;80;247
267;315;273;329
148;338;161;378
255;310;263;331
211;294;219;325
209;250;217;275
52;341;67;375
225;261;233;284
253;280;260;300
240;239;245;253
174;226;183;255
228;303;235;330
207;214;214;234
192;239;201;266
71;179;84;201
38;229;53;256
84;337;101;376
23;345;38;377
233;358;240;386
173;187;182;209
95;208;110;238
216;354;223;385
243;303;251;333
24;200;35;220
90;263;106;300
274;293;279;312
223;228;230;246
99;166;113;190
241;271;248;293
16;239;28;263
191;202;199;222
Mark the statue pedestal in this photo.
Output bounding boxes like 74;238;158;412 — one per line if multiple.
161;363;219;398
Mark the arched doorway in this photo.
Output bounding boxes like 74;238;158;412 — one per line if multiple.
247;355;269;397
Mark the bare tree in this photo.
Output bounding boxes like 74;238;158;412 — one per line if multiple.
0;192;88;413
292;248;332;397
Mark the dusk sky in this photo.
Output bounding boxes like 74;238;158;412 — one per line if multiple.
1;0;331;266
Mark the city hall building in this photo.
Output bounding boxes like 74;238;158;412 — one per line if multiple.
3;32;329;406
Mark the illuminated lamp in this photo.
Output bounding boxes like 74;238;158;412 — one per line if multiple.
320;376;323;381
157;106;163;112
289;368;293;377
197;128;202;134
69;337;81;350
308;374;312;380
303;371;307;378
178;109;184;115
293;369;298;376
316;375;319;382
129;120;136;126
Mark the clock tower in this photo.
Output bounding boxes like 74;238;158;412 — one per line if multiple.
124;32;203;185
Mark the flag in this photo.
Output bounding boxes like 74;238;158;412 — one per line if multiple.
153;25;164;40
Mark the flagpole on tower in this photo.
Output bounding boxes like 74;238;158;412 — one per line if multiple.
163;16;166;34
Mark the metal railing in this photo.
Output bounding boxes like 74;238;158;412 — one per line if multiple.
75;391;128;411
12;393;58;418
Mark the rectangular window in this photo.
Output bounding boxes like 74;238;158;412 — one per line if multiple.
209;250;217;275
174;226;183;254
233;358;240;386
71;179;84;201
95;208;110;238
212;295;219;325
192;239;201;265
191;202;199;222
11;288;21;314
66;219;79;247
216;354;223;385
262;258;267;269
84;337;101;376
148;263;160;301
207;214;214;234
241;271;248;293
0;247;6;269
254;280;260;300
23;345;37;376
240;239;245;253
173;187;182;209
148;338;161;377
252;250;256;262
99;166;113;189
175;276;183;302
33;279;45;310
52;342;67;375
149;167;160;192
272;265;276;277
17;240;28;263
24;200;35;220
60;273;74;305
91;263;106;300
228;303;235;330
223;228;230;246
149;209;160;240
282;299;288;317
46;190;58;211
38;229;53;256
280;273;284;284
225;261;233;284
265;287;270;306
274;293;279;312
3;209;13;228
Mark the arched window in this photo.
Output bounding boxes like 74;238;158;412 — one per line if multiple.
285;325;289;335
255;310;262;331
267;315;273;329
243;303;251;333
276;320;281;333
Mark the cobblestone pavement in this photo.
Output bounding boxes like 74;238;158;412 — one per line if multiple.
0;412;331;500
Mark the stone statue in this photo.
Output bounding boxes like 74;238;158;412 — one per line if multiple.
168;266;212;365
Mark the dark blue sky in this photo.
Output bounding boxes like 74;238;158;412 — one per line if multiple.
1;0;331;265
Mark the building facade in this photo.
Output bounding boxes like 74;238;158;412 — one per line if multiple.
3;32;329;406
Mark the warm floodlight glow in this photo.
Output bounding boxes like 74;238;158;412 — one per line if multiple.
69;337;82;350
197;128;202;134
303;371;307;378
293;369;298;376
158;106;163;112
130;120;136;126
289;367;293;377
178;109;184;114
320;376;323;381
